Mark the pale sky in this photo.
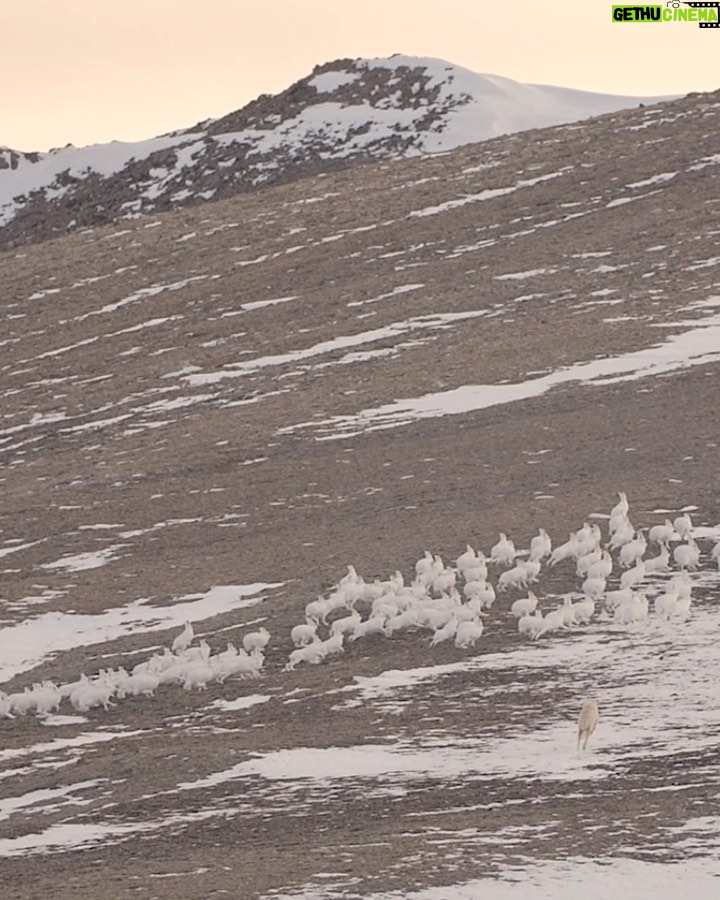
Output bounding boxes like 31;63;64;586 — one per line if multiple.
3;0;719;152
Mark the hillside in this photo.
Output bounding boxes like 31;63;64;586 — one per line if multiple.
0;87;719;898
0;54;672;249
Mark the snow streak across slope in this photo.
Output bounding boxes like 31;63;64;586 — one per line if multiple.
0;55;671;247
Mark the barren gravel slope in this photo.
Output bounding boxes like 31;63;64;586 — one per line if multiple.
1;89;719;898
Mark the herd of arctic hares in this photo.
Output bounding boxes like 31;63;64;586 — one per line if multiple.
2;493;718;732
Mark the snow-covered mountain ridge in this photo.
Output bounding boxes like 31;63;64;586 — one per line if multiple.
0;54;674;248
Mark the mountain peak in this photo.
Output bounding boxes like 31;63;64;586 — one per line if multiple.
0;55;675;249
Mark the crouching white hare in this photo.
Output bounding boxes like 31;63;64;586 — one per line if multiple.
577;698;599;751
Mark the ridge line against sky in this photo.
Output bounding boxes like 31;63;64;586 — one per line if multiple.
3;0;719;152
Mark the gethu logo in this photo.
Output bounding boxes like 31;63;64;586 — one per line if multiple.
611;2;720;25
